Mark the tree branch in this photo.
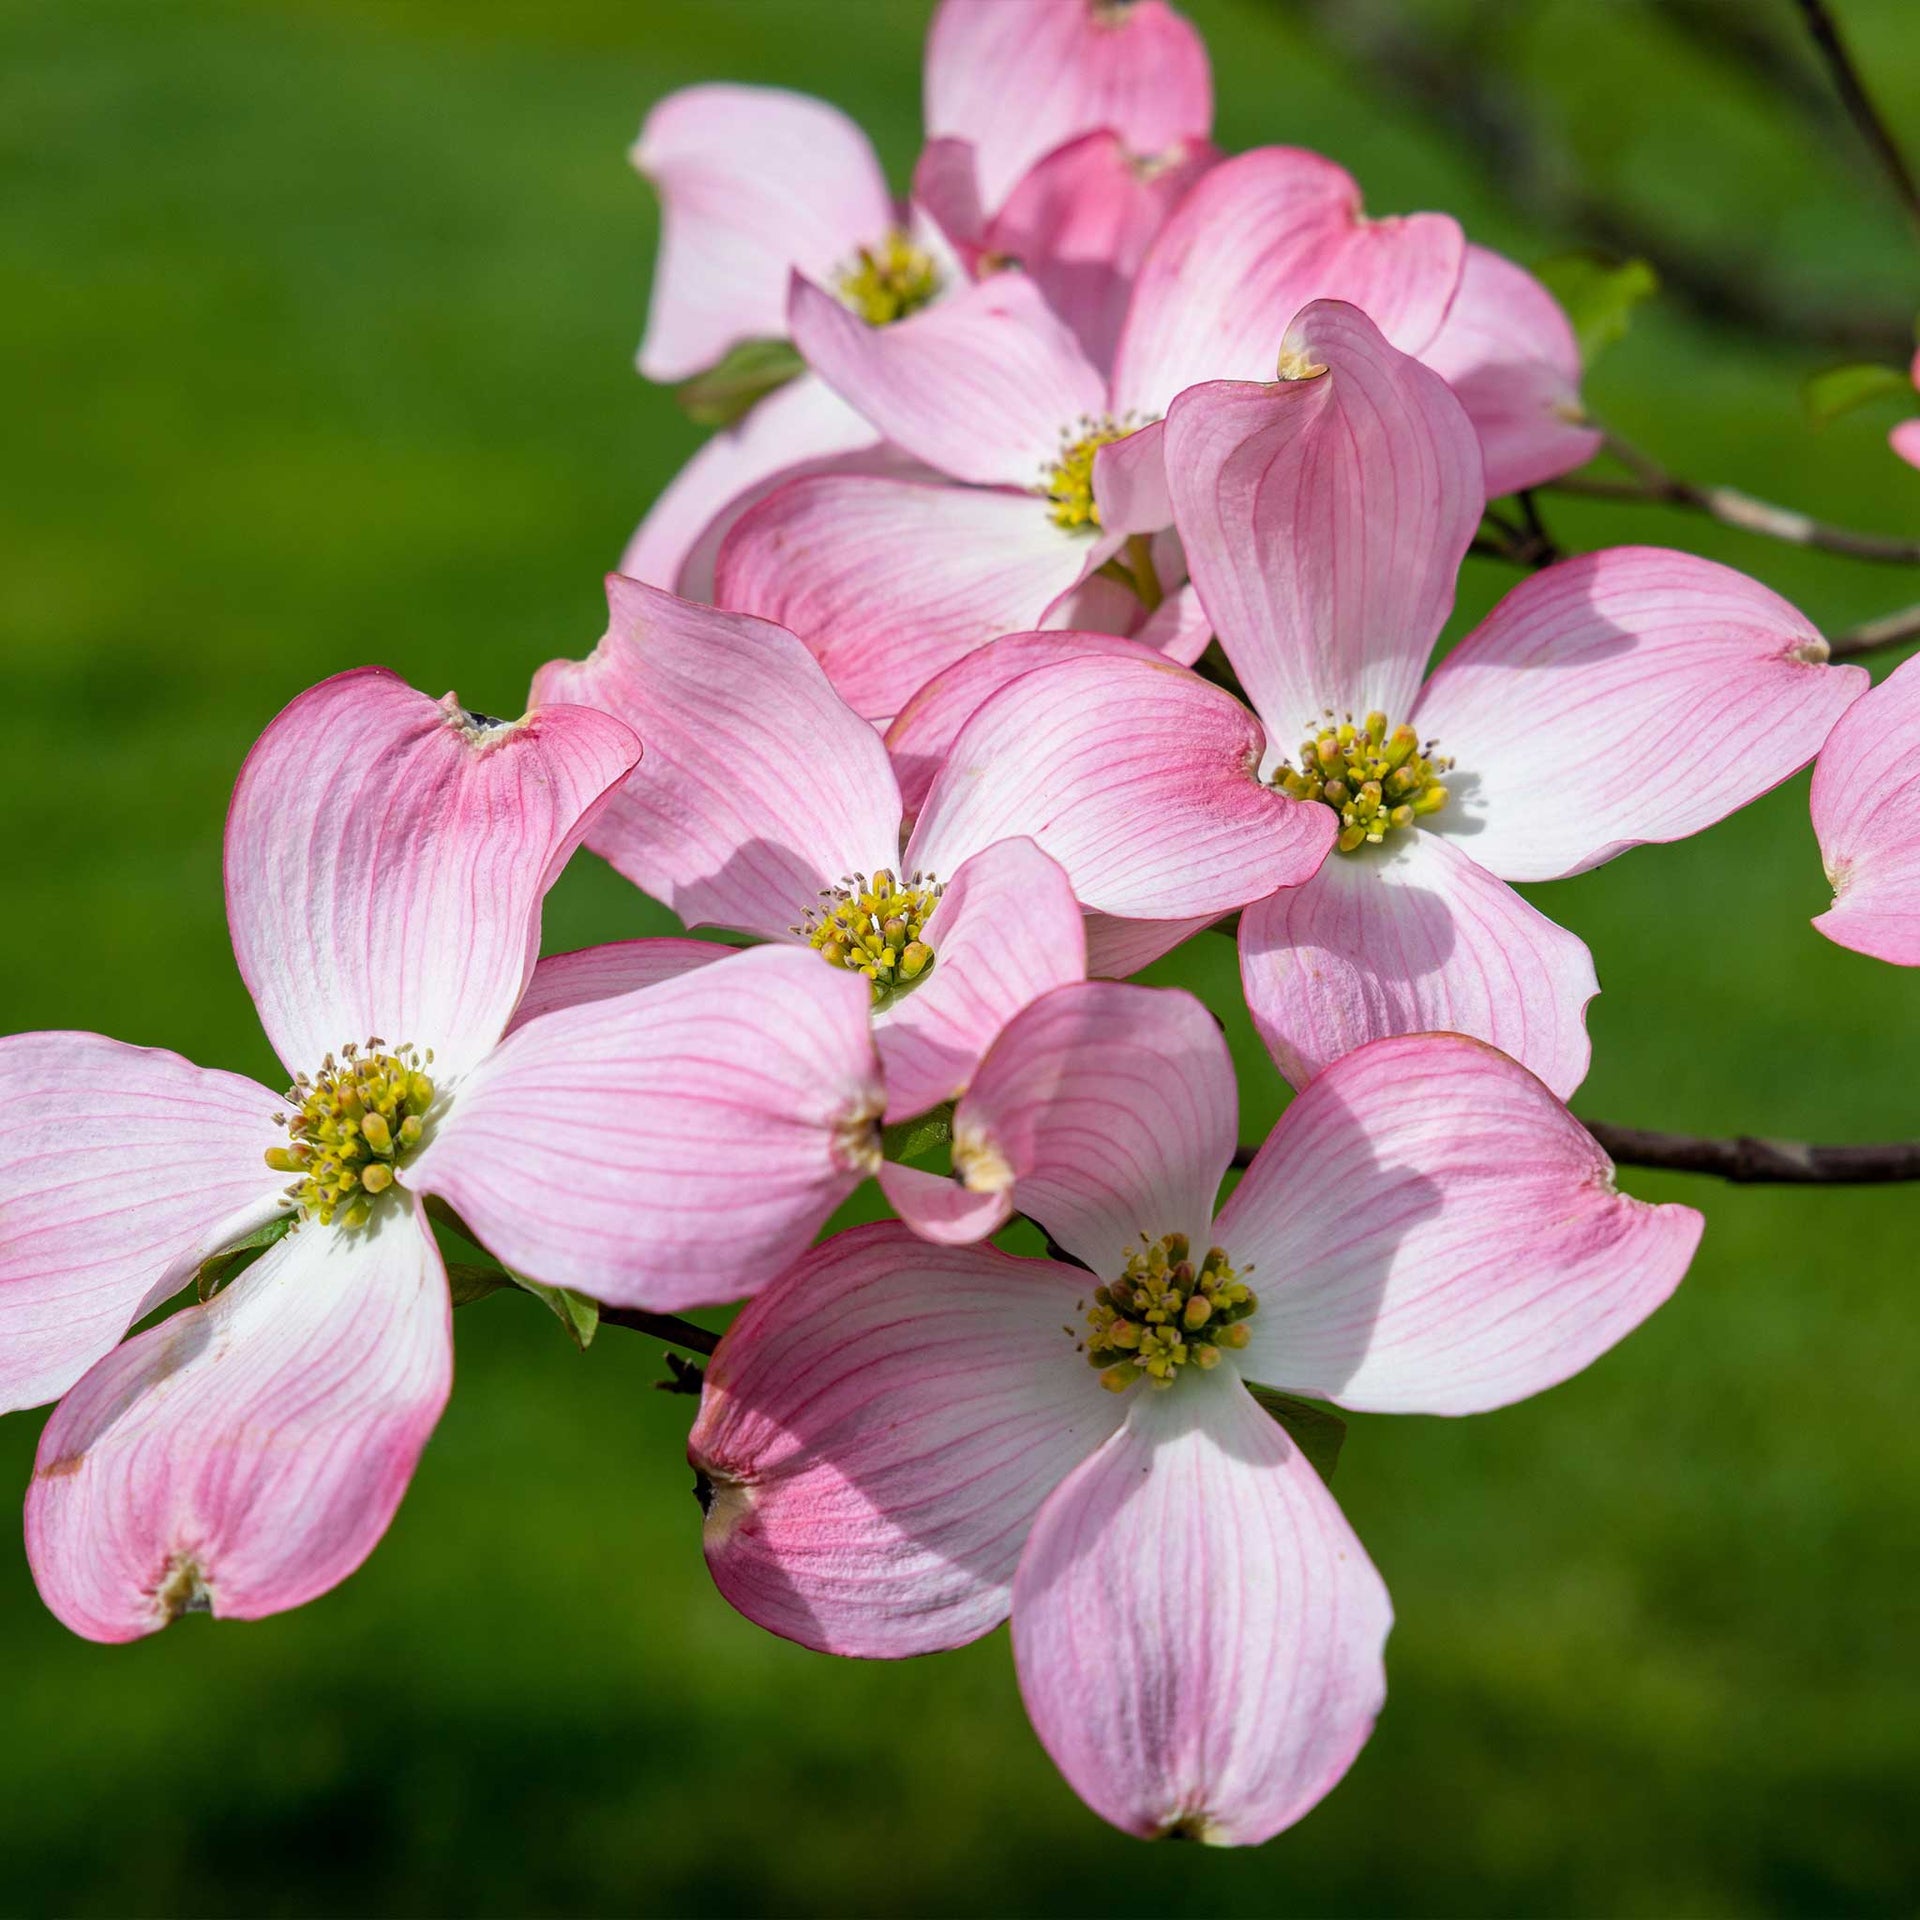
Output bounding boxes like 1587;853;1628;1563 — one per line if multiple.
597;1306;720;1355
1795;0;1920;239
1829;600;1920;659
1230;1126;1920;1184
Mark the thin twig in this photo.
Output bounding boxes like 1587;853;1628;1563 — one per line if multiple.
1795;0;1920;239
1827;600;1920;659
1550;432;1920;566
1230;1127;1920;1184
597;1305;720;1355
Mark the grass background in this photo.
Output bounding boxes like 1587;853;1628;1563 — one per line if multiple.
3;1;1919;1911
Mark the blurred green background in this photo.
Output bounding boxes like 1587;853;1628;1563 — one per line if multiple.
4;1;1919;1912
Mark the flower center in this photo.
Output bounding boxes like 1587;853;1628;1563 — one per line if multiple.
1042;416;1137;530
266;1042;435;1228
1274;710;1451;853
798;869;941;1010
834;229;942;327
1084;1233;1256;1393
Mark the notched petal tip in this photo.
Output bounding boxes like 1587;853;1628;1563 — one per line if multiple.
952;1124;1015;1194
1786;635;1832;665
691;1461;757;1550
156;1551;213;1625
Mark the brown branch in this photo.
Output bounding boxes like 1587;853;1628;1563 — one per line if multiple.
1230;1127;1920;1184
1551;433;1920;566
597;1305;720;1355
1828;600;1920;659
1795;0;1920;240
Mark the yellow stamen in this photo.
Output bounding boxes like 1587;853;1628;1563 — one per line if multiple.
1274;709;1452;853
267;1041;435;1227
835;229;942;327
1083;1233;1257;1392
1042;415;1139;530
799;870;943;1009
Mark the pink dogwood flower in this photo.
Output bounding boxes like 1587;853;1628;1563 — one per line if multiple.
1888;348;1920;470
1;669;884;1641
1810;651;1920;963
689;981;1701;1843
898;298;1867;1088
531;575;1248;1117
712;147;1598;719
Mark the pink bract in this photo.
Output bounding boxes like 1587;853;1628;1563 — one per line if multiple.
691;983;1701;1842
3;668;884;1640
1810;650;1920;964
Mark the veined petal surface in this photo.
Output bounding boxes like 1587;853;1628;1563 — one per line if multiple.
925;0;1212;211
1239;829;1597;1099
506;939;729;1035
411;948;883;1312
1414;548;1868;881
948;982;1234;1272
1221;1034;1702;1414
1811;650;1920;963
908;654;1334;918
226;668;639;1084
533;576;901;938
0;1033;288;1413
634;84;893;382
690;1221;1121;1656
1165;302;1483;744
26;1204;451;1642
1013;1373;1391;1845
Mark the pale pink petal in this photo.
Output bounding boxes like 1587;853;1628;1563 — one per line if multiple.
505;939;728;1035
1221;1033;1703;1414
986;131;1219;372
226;668;640;1084
886;628;1166;823
411;947;883;1312
533;575;899;938
911;137;987;267
1239;830;1596;1099
1134;578;1212;664
907;654;1335;918
0;1034;287;1413
1013;1373;1391;1845
1413;548;1868;882
1112;148;1465;419
789;270;1108;486
1889;418;1920;470
26;1205;451;1642
1418;243;1602;498
714;474;1101;723
1092;416;1171;534
689;1220;1123;1655
876;1159;1014;1245
876;838;1087;1121
618;373;884;599
1164;302;1484;743
634;85;894;382
946;981;1234;1272
1082;911;1217;977
925;0;1213;211
1811;651;1920;963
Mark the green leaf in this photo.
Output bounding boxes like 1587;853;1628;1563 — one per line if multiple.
671;337;805;428
445;1261;512;1308
445;1261;599;1349
1246;1386;1347;1484
882;1102;953;1166
1532;254;1659;367
1802;361;1913;428
194;1212;296;1301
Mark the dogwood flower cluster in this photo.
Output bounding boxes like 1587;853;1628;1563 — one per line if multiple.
1;0;1910;1857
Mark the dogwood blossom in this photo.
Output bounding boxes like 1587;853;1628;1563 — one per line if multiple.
689;982;1701;1842
0;669;883;1639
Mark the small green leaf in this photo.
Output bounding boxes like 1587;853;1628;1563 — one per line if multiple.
1246;1386;1347;1483
1532;254;1659;368
445;1261;512;1308
882;1102;953;1166
1802;361;1913;428
671;337;806;428
195;1212;296;1301
508;1272;600;1350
